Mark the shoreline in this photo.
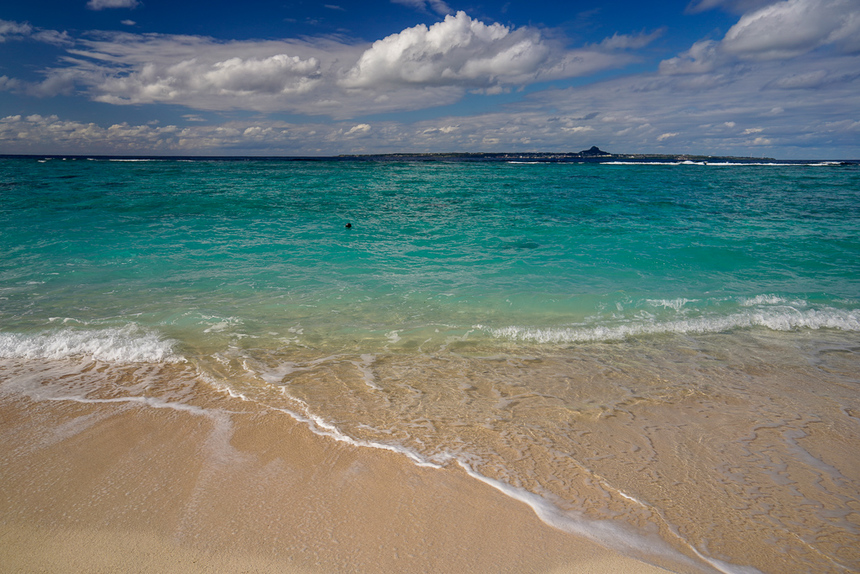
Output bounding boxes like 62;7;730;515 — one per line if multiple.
0;381;682;574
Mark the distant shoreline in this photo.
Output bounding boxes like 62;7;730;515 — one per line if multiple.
2;152;857;164
338;146;856;164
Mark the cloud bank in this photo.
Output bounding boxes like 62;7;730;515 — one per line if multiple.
0;1;858;157
0;12;647;117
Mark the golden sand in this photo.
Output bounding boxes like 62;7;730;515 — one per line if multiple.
0;390;677;574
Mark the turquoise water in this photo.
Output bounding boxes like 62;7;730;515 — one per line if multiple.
2;158;858;350
2;157;860;573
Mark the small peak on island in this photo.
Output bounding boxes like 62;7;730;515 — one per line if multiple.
579;146;610;156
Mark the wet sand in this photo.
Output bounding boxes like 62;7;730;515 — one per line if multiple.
0;388;677;574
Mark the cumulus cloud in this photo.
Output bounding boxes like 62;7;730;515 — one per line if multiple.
666;0;860;74
36;33;349;113
11;12;634;118
5;6;857;158
0;113;356;155
341;11;624;92
3;43;859;160
722;0;860;59
94;53;322;105
87;0;139;10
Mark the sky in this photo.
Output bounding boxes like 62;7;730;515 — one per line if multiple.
0;0;858;158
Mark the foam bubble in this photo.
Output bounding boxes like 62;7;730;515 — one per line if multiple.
0;326;183;363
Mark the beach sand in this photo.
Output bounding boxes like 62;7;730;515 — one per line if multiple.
0;385;678;574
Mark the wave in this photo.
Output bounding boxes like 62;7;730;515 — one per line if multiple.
478;306;860;344
0;325;183;363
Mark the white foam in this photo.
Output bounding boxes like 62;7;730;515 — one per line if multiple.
0;326;183;363
204;375;440;468
646;298;699;311
478;306;860;344
740;294;790;306
352;354;381;390
457;461;761;574
385;330;401;344
45;394;208;416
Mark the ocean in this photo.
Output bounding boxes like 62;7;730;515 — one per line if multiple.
1;156;859;573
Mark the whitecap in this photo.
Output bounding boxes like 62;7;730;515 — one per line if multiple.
0;326;184;363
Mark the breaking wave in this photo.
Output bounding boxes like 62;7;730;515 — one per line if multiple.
0;325;183;363
479;305;860;344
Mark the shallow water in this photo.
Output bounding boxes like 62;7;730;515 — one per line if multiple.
1;157;859;572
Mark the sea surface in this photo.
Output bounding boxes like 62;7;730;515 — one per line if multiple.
1;156;859;573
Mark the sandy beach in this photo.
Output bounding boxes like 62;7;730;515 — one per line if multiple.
0;380;679;574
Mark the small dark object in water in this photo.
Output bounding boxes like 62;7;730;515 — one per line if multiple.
345;222;352;228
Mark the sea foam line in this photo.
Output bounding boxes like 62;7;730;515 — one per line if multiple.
457;461;761;574
205;374;442;469
200;363;762;573
0;326;184;363
478;306;860;344
44;394;211;417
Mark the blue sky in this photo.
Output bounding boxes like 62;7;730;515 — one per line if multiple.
1;0;858;157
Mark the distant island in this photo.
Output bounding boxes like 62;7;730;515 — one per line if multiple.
340;146;783;163
3;148;855;163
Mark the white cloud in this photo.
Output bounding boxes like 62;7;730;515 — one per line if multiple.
768;69;830;88
391;0;452;16
562;126;594;133
685;0;776;14
0;19;70;46
597;29;665;50
3;7;858;158
87;0;139;10
47;33;344;113
341;12;535;89
12;13;633;118
0;75;23;91
659;40;720;75
121;20;136;26
664;0;860;81
0;19;33;41
345;123;371;135
722;0;860;59
3;48;860;160
0;113;338;154
341;11;624;92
